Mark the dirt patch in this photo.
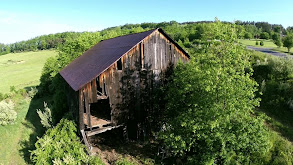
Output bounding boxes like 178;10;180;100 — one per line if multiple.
1;59;25;65
88;129;157;165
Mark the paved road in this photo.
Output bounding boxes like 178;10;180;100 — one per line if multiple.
247;46;289;58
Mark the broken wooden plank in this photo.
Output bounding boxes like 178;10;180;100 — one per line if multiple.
86;125;123;137
83;114;111;129
81;129;92;152
97;95;108;100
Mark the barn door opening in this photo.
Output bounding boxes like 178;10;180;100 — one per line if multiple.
88;98;111;128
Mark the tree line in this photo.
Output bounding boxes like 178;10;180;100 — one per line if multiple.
1;20;293;56
0;32;82;55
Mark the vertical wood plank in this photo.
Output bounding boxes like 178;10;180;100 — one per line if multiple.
88;83;92;103
85;88;92;130
79;89;84;130
92;80;97;103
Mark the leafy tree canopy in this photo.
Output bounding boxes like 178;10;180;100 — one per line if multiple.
283;34;293;53
160;21;271;164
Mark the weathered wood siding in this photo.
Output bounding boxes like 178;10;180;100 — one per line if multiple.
79;29;188;128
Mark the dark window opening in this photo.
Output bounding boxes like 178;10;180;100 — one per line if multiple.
170;44;173;61
103;76;107;96
90;99;111;121
96;76;102;94
117;58;122;70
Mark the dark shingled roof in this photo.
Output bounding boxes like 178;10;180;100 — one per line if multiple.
60;28;189;91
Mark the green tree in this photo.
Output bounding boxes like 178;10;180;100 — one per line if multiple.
283;34;293;53
272;33;282;47
244;32;253;39
260;32;270;39
273;25;281;33
160;22;270;164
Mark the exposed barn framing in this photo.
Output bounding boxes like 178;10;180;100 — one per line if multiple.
60;28;189;150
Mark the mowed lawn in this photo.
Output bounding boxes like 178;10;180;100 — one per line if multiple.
0;50;57;93
238;39;292;55
238;39;277;48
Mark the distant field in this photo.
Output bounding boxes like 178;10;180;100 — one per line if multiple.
238;39;292;55
238;39;277;48
0;50;57;93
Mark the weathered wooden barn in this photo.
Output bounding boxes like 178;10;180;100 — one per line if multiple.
60;28;189;146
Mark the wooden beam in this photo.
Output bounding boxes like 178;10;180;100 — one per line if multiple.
85;89;92;130
81;129;92;153
87;83;92;103
86;125;122;137
92;79;97;103
79;90;84;130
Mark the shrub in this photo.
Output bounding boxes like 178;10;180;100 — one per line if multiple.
260;40;264;46
251;131;293;164
30;118;104;165
28;87;38;98
0;100;17;125
115;157;139;165
252;56;293;111
37;102;53;129
256;41;259;45
0;92;4;101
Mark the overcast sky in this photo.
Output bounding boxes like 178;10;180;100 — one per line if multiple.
0;0;292;44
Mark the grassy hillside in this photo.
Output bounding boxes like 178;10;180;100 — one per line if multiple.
0;50;57;93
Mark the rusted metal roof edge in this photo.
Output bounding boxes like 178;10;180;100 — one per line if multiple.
75;29;159;91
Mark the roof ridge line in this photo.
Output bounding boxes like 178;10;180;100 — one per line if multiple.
99;28;158;43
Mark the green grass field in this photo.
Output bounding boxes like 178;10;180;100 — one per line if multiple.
0;50;55;164
0;50;57;93
238;39;277;48
238;39;293;55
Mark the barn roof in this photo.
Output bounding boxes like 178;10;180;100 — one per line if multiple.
60;28;189;91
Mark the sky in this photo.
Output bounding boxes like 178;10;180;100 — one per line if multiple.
0;0;292;44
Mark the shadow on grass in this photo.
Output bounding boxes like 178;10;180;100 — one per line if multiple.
258;106;293;142
18;95;49;164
